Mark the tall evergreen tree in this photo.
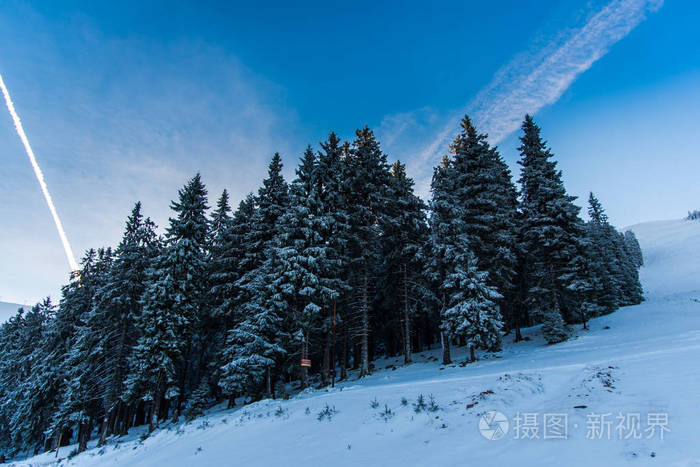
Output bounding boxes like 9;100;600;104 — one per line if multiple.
2;299;57;455
449;116;520;337
518;115;586;344
52;248;114;452
381;161;428;365
90;203;159;442
209;193;255;402
124;174;209;430
345;127;391;377
221;154;289;398
441;253;502;362
315;133;351;384
624;230;644;268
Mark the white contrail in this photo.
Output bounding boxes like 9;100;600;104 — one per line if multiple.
0;72;79;272
413;0;662;189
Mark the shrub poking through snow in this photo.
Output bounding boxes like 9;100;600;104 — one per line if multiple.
413;394;427;413
379;405;394;422
317;404;338;421
427;394;439;412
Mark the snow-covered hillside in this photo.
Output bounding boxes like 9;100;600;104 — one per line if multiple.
628;219;700;298
14;219;700;467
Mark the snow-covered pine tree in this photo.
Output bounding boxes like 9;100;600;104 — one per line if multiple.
0;299;57;456
209;193;255;404
210;194;255;326
449;116;519;338
563;236;601;330
210;190;232;245
381;160;428;365
623;230;644;268
426;157;458;364
124;174;209;431
345;127;392;377
518;115;586;344
612;229;644;305
314;133;351;384
184;379;213;421
221;154;289;399
90;203;159;442
196;190;232;400
586;193;644;310
427;155;503;363
586;192;623;313
52;248;114;452
441;252;502;362
267;146;333;388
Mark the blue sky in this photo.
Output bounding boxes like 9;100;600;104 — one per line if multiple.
1;0;698;304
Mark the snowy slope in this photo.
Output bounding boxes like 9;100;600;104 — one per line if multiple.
13;219;700;467
627;219;700;299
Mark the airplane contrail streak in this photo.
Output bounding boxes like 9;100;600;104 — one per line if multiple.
0;72;79;272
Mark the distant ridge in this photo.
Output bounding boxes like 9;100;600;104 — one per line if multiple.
0;301;27;323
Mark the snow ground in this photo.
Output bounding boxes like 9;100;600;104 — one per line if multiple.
12;219;700;466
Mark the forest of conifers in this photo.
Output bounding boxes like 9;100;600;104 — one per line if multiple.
0;115;643;457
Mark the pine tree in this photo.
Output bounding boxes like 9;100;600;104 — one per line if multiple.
268;146;334;388
345;127;392;377
441;253;502;362
623;230;644;268
314;133;351;384
210;190;232;246
221;154;289;399
53;248;115;452
197;190;232;399
381;161;428;365
426;157;458;364
426;152;504;362
449;116;519;337
209;194;255;402
2;299;57;455
124;174;209;431
586;193;644;310
184;379;213;421
518;115;585;344
210;193;256;325
91;203;159;442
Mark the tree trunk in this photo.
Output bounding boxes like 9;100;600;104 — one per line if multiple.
322;329;330;386
265;367;272;399
513;300;523;342
359;269;370;377
300;334;309;389
54;431;63;458
470;345;476;362
98;413;109;447
77;421;90;453
441;331;451;365
331;298;337;387
340;322;348;380
121;405;132;435
149;394;161;433
402;264;412;365
580;307;589;330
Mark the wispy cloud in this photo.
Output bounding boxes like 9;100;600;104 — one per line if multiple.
0;28;298;303
385;0;663;196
